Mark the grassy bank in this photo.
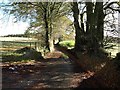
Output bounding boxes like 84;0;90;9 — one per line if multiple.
59;40;75;49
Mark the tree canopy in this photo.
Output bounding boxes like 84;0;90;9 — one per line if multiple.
0;0;119;53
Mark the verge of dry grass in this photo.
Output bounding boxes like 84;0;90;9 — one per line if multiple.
75;52;120;88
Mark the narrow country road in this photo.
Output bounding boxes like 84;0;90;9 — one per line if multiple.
2;51;92;89
29;58;83;89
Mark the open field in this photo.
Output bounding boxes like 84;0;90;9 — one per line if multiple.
0;37;38;52
0;42;36;62
105;43;120;57
0;37;119;62
0;37;39;62
0;37;37;42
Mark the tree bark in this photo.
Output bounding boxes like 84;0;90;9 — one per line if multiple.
96;2;104;47
49;21;54;52
72;2;83;51
72;2;104;53
44;6;50;51
86;1;94;34
85;2;104;51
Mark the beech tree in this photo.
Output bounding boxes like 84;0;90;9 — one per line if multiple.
1;1;119;53
1;2;71;52
72;0;120;53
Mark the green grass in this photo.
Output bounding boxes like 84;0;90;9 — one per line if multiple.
61;53;69;59
2;52;38;63
59;40;75;49
59;41;119;58
2;52;29;62
1;41;37;62
2;41;33;48
105;43;120;58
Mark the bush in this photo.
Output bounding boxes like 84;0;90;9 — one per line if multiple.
15;47;35;54
21;49;44;60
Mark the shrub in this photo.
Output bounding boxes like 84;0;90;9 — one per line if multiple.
21;49;44;60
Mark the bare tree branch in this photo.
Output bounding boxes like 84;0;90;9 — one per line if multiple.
104;2;118;10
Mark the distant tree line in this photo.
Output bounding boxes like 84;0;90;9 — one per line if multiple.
3;34;28;37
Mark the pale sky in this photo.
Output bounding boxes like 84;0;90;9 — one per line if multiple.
0;0;119;37
0;0;29;36
0;16;29;36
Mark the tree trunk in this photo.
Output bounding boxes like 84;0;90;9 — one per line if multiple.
72;2;83;51
44;7;50;52
86;2;97;50
49;22;54;52
72;2;104;53
85;2;104;52
96;2;104;47
49;37;54;52
86;1;94;34
43;2;55;52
